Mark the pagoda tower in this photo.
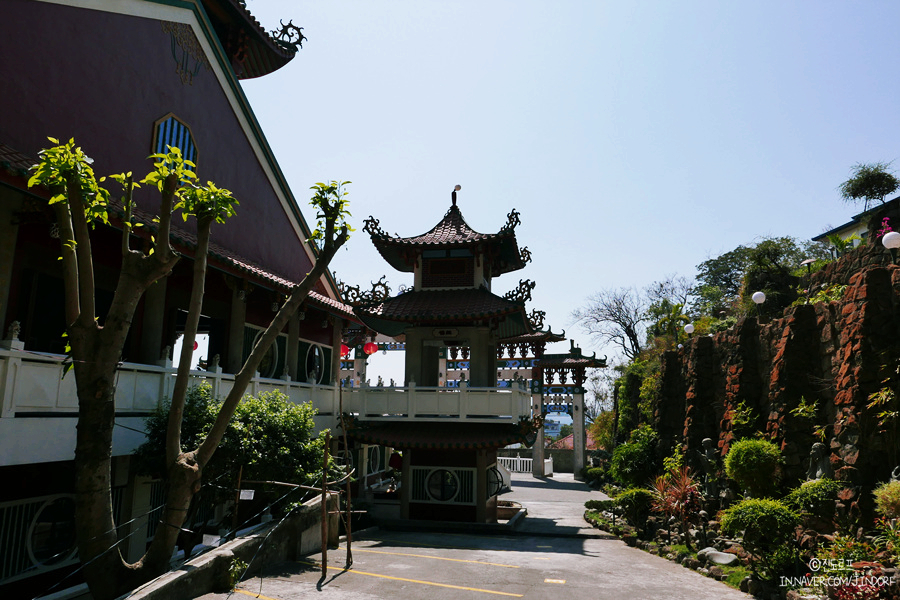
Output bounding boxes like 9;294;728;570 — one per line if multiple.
341;187;548;523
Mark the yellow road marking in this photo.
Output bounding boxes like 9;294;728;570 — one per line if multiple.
545;578;566;584
339;546;518;568
320;564;524;597
234;589;281;600
366;537;471;550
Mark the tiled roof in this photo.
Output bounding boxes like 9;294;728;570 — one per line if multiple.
202;0;298;79
0;144;36;177
548;431;601;450
346;422;528;450
356;288;524;322
537;353;607;369
165;223;356;321
368;204;527;276
387;205;503;246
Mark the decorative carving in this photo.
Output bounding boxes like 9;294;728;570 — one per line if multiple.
528;309;546;330
271;20;307;51
503;279;535;304
161;21;211;85
363;216;388;238
338;275;391;306
519;246;532;264
500;208;521;232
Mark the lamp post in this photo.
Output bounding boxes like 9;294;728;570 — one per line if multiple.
883;231;900;264
752;291;766;320
684;323;694;338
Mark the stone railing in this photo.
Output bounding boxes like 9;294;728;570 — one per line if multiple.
0;348;339;420
339;383;532;423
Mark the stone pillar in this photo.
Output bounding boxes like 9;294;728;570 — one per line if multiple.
226;286;246;373
403;330;422;386
573;391;586;478
476;449;488;522
531;389;545;477
139;278;167;364
468;327;495;387
400;450;412;519
286;314;300;380
330;319;343;386
0;191;22;331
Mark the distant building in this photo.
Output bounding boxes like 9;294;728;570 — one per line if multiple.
813;196;900;253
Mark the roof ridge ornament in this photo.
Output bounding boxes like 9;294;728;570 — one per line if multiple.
500;208;521;232
503;279;535;304
451;184;461;207
363;215;388;238
271;20;306;51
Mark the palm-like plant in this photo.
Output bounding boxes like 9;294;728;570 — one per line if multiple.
652;467;702;549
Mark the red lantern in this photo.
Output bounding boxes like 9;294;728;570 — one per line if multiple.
363;342;378;355
340;344;350;357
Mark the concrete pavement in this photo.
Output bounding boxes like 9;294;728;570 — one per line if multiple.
197;472;751;600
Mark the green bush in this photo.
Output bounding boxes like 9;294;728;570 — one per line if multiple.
609;425;658;487
784;479;841;518
585;499;616;512
585;467;605;482
873;480;900;518
724;438;782;497
720;498;799;579
135;384;330;507
616;487;654;527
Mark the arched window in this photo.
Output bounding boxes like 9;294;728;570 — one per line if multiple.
152;113;198;167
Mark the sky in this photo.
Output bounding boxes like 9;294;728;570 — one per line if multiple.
238;1;900;382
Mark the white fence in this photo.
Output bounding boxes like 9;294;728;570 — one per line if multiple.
0;348;339;420
339;384;532;423
498;454;553;476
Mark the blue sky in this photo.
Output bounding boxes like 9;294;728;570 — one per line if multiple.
240;1;900;380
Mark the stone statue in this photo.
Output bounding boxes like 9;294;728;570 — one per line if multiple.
5;321;21;341
807;442;833;480
209;354;220;370
699;438;719;497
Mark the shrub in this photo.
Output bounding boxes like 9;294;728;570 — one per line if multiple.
784;479;841;518
616;487;654;528
651;467;702;549
724;438;782;497
585;467;605;482
873;480;900;518
720;498;799;579
585;499;616;512
609;425;658;487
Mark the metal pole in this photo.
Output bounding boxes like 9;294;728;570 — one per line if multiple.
321;431;330;579
339;385;353;567
231;464;243;539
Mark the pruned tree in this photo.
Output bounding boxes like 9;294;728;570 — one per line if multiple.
572;287;647;360
28;139;351;599
839;161;900;212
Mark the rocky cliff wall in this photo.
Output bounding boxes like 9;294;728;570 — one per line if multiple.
654;248;900;517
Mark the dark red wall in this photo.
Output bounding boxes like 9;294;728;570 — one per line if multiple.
1;1;314;283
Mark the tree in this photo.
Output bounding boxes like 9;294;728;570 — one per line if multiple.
839;161;900;212
556;423;574;440
28;139;351;599
572;287;647;360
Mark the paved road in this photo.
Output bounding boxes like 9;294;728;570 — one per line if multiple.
199;473;750;600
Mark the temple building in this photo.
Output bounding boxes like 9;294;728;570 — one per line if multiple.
339;188;558;522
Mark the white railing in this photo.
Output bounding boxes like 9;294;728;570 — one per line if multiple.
498;455;532;473
340;384;531;423
0;348;339;420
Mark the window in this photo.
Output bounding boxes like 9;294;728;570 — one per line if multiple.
152;113;198;167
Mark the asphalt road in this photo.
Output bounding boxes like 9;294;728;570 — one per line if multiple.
198;473;750;600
